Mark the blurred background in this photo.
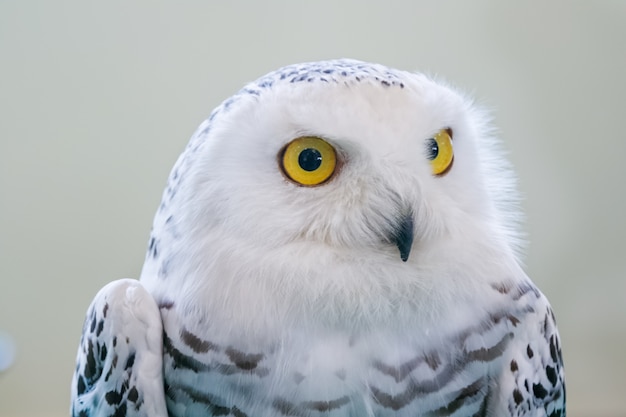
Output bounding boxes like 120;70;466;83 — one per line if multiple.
1;1;624;416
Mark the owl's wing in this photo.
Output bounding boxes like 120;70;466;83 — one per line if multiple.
71;279;168;417
493;285;566;417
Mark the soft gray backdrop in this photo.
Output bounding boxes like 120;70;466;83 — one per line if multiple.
1;1;624;416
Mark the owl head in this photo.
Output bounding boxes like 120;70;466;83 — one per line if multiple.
140;60;523;328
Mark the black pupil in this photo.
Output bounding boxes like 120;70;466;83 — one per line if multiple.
426;138;438;160
298;148;323;171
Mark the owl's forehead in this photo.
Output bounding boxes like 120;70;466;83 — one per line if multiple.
252;59;408;89
220;60;457;124
216;60;443;114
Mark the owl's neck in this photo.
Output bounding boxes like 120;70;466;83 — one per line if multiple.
141;230;526;341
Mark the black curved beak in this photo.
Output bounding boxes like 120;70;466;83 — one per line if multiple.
391;212;414;262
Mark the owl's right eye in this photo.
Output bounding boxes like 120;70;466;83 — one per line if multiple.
280;137;337;186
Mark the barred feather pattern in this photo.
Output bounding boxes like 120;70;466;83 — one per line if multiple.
155;280;564;417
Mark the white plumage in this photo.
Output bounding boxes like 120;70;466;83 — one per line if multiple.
71;59;565;417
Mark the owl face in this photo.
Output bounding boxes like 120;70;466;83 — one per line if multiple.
184;71;493;260
142;60;520;328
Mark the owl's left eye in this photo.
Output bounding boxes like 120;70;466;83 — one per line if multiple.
280;136;337;186
425;128;454;176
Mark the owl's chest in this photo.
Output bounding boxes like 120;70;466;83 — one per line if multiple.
160;308;499;417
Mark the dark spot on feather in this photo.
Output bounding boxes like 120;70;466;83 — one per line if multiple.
431;378;484;415
105;390;123;405
526;344;534;358
181;327;218;353
128;386;139;402
533;383;548;399
304;396;350;412
158;299;175;310
111;403;127;417
232;407;248;417
96;320;104;337
546;365;558;386
507;315;521;326
125;352;135;369
549;336;558;362
104;363;114;382
491;281;512;294
425;352;441;370
513;388;524;405
225;347;264;370
84;340;98;380
76;376;86;395
510;359;518;372
466;333;513;362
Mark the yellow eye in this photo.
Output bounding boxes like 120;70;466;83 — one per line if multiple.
281;136;337;186
425;129;454;176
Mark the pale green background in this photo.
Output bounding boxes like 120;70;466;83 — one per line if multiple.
1;1;625;416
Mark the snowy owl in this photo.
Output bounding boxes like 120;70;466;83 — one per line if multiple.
71;59;565;417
